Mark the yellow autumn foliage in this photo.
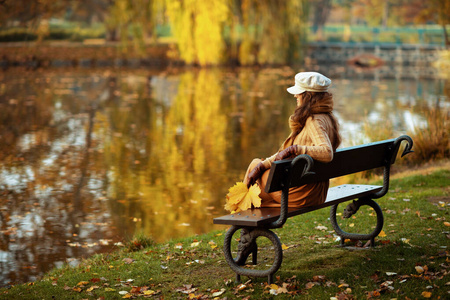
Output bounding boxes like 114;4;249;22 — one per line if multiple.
225;182;262;213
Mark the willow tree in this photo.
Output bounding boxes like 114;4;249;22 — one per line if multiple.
107;0;161;52
164;0;229;65
165;0;308;66
236;0;309;65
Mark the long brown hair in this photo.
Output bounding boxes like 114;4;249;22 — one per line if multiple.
288;91;341;150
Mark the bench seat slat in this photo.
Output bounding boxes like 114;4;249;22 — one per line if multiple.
213;184;382;227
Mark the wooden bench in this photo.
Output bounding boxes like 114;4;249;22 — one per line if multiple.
213;135;413;284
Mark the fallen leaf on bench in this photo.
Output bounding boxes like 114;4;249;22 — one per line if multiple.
225;182;261;212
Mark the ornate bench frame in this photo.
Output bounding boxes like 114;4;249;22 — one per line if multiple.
214;135;413;284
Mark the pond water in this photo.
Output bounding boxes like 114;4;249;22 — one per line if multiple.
0;64;448;287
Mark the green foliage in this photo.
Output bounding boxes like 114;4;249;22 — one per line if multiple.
124;232;156;252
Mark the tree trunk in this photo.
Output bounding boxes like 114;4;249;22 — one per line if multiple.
442;24;449;48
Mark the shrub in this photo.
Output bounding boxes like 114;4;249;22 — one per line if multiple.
407;105;449;163
124;232;155;252
0;28;37;42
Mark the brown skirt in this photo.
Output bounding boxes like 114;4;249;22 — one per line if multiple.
244;159;329;208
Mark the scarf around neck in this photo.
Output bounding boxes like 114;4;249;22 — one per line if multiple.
281;96;334;150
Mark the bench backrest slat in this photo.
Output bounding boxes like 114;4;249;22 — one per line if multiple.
265;139;397;193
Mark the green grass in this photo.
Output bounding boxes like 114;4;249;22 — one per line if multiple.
1;168;449;299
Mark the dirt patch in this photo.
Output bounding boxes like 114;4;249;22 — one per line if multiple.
428;196;450;204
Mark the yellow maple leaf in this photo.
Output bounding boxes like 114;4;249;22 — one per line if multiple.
225;182;262;212
378;230;387;237
421;291;432;298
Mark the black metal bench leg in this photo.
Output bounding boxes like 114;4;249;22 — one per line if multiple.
252;245;258;265
268;274;273;285
330;198;384;248
223;226;283;284
236;274;241;283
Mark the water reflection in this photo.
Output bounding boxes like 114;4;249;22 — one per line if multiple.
0;66;448;287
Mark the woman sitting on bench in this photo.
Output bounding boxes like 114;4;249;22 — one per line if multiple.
244;72;342;209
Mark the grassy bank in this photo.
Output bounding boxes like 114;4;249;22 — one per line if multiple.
1;164;449;299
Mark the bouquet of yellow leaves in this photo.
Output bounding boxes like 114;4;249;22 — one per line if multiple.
224;182;262;213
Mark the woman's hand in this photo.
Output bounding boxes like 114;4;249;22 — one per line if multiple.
246;162;267;188
275;145;299;161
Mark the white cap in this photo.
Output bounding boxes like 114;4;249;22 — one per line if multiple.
287;72;331;95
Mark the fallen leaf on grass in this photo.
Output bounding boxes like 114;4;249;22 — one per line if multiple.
190;241;200;247
305;282;316;289
366;290;380;298
378;230;387;237
211;288;226;297
208;241;217;249
421;291;432;298
313;275;326;282
130;286;143;294
315;225;328;231
143;290;157;295
401;238;412;245
86;285;99;292
415;266;425;274
277;283;289;294
175;284;198;294
122;258;134;264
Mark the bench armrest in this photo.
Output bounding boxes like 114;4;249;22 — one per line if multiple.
372;135;414;199
267;154;315;229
